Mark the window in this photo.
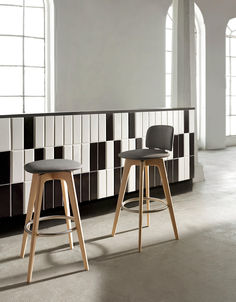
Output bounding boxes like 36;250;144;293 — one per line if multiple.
0;0;53;114
226;18;236;136
165;5;173;108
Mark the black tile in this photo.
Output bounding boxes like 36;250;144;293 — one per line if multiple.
0;185;10;218
54;180;62;207
136;166;139;191
173;159;179;183
12;183;23;216
136;138;142;149
90;143;98;172
129;112;135;138
114;140;121;168
149;166;155;188
155;167;161;187
190;133;194;156
24;117;34;149
98;142;106;170
184;110;189;133
173;135;179;158
45;180;54;210
81;173;90;202
190;156;194;179
74;174;81;203
167;160;173;184
0;152;10;185
54;146;63;159
179;134;184;157
35;148;44;161
114;168;121;195
106;114;113;141
90;172;97;200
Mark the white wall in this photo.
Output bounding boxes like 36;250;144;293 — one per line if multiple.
54;0;171;112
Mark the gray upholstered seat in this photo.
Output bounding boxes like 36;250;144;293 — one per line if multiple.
119;149;169;160
24;159;82;174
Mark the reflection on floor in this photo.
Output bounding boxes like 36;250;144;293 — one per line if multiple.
1;148;236;302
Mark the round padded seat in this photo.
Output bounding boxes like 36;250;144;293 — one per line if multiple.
25;159;82;174
119;149;169;160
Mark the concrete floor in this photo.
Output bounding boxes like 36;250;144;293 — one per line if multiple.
1;148;236;301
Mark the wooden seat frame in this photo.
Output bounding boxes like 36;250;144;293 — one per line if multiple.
112;158;179;252
20;171;89;283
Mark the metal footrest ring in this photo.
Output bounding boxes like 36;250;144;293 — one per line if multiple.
24;215;77;237
122;197;168;214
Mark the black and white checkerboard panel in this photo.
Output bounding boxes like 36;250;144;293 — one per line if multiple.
0;109;194;218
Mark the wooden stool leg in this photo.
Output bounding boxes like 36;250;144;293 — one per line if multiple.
27;176;44;283
144;166;150;227
20;174;39;258
61;180;74;249
112;159;132;236
138;161;145;252
65;172;89;271
158;159;179;240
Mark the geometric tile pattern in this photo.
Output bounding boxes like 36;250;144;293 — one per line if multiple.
0;109;194;218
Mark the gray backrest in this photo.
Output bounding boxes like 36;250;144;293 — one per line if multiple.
146;125;174;151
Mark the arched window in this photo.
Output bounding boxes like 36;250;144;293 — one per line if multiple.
226;18;236;136
0;0;54;114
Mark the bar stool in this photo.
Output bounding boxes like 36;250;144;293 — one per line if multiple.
112;125;179;251
20;159;89;283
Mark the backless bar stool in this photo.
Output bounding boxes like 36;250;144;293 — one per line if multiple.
20;159;89;283
112;125;179;251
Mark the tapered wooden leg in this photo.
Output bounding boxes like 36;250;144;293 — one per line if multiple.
27;176;44;283
138;161;145;252
144;166;150;227
20;174;39;258
112;159;132;236
61;180;74;249
158;159;179;240
65;172;89;271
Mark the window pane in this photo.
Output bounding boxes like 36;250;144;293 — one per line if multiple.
24;67;44;96
226;76;230;95
166;15;172;30
25;0;44;7
166;29;172;52
24;7;44;38
24;38;44;66
166;52;172;74
226;38;230;56
231;57;236;76
0;67;22;95
0;97;23;114
228;19;236;32
166;96;171;108
0;0;23;5
0;6;23;35
231;77;236;95
166;74;171;96
24;97;45;113
0;37;22;65
230;116;236;135
230;97;236;115
230;38;236;56
226;96;230;115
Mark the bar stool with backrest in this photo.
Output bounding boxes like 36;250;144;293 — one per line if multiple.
112;125;179;251
20;159;89;283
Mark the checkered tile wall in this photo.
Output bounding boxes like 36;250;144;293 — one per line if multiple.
0;109;194;218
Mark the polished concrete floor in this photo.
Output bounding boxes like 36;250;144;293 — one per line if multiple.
1;148;236;301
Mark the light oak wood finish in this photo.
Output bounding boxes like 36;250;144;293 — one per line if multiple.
138;161;145;252
144;166;150;227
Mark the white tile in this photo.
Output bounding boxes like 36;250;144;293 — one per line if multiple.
167;111;173;126
24;149;34;181
98;114;106;142
11;150;24;183
91;114;99;143
45;116;54;147
81;143;90;173
64;145;72;160
106;169;114;197
178;157;185;181
113;113;122;140
45;147;54;159
98;169;107;199
179;111;184;134
155;112;162;125
55;116;64;146
34;116;44;148
135;112;142;138
0;118;11;151
121;113;128;139
73;144;81;174
12;118;23;150
129;138;135;150
161;111;168;125
149;112;155;127
184;133;190;157
189;110;195;133
173;111;179;134
184;157;190;180
73;115;81;144
128;165;136;192
106;141;114;169
64;115;73;145
82;115;90;143
142;112;149;137
23;181;32;214
121;139;128;166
